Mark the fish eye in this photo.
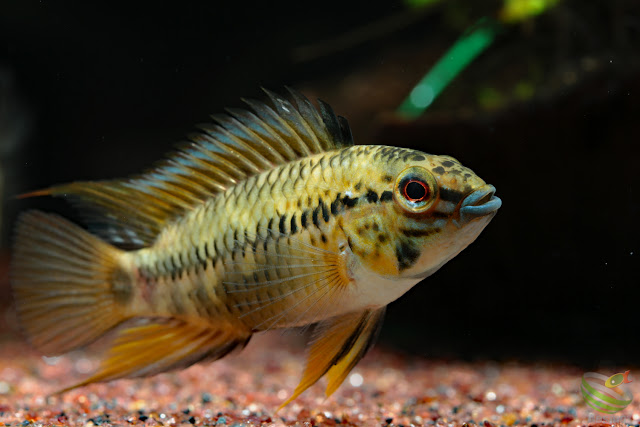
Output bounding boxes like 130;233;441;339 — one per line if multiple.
394;166;437;213
403;180;429;202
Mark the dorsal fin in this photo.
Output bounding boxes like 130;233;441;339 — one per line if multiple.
23;88;354;248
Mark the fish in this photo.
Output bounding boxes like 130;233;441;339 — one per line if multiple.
10;88;502;408
605;371;633;389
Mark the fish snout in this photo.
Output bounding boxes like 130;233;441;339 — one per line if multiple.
459;184;502;223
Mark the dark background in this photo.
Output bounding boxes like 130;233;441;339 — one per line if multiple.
0;0;638;367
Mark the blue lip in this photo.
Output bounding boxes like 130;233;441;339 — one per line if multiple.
459;184;502;219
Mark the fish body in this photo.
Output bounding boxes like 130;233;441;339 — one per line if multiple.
11;89;501;406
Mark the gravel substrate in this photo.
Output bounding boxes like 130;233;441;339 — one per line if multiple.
1;328;639;427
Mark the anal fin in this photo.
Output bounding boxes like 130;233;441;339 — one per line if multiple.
278;307;385;409
57;318;251;393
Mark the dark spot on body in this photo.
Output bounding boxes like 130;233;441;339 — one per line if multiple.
342;195;358;208
330;195;341;215
433;166;445;175
312;206;320;227
378;234;388;243
290;213;298;234
412;155;426;161
320;199;330;222
380;191;393;202
365;190;378;203
355;182;362;191
301;210;308;228
321;234;328;243
279;214;287;235
383;175;393;183
372;223;379;231
267;218;274;233
395;240;421;271
197;245;206;264
441;160;454;167
170;255;181;276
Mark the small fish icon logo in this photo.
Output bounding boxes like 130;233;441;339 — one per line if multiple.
605;371;633;388
582;371;633;414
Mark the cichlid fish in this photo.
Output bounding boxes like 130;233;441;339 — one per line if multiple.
11;88;501;407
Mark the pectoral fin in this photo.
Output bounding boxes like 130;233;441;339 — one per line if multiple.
278;307;385;409
56;319;251;393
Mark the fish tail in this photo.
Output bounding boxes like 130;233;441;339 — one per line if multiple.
11;210;132;356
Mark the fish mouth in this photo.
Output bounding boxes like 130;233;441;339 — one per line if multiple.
459;184;502;222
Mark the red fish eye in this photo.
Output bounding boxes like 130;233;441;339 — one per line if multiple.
403;179;429;202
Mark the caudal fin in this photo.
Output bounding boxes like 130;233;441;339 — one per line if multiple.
11;211;129;355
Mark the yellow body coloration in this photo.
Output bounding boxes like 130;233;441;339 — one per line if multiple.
11;89;501;407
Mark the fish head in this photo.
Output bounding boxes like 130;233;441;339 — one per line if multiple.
341;149;501;292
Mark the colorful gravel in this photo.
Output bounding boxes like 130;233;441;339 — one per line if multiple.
2;323;639;427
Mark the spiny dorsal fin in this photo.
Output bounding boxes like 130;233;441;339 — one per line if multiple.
23;88;354;248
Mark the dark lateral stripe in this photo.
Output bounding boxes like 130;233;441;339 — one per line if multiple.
431;211;450;219
439;188;464;204
302;189;399;232
400;227;439;238
365;190;378;203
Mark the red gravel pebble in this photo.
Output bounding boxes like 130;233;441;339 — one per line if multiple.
2;312;640;426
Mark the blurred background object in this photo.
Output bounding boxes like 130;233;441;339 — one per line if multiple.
0;0;638;367
0;64;31;331
0;65;31;242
